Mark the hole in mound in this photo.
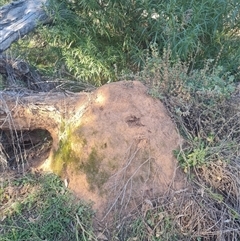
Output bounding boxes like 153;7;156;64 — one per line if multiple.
125;115;144;127
0;129;52;172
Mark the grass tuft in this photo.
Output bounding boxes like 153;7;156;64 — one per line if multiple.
0;172;95;241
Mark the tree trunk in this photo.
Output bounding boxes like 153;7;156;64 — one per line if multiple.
0;90;88;150
0;0;49;53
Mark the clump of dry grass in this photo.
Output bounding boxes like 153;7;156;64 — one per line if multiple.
98;128;239;240
135;47;240;240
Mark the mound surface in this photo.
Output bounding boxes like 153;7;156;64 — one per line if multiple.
39;81;186;219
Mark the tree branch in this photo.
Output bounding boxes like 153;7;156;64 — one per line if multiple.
0;0;50;53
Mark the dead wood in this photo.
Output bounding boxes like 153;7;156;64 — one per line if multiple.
0;90;88;150
0;54;56;91
0;0;50;53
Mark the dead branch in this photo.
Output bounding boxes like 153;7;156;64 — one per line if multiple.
0;0;50;53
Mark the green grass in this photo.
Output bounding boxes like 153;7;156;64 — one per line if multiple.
0;173;95;241
0;0;11;6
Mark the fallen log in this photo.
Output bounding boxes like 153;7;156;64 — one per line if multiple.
0;0;49;53
0;90;88;149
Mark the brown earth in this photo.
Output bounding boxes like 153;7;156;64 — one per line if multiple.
37;80;186;220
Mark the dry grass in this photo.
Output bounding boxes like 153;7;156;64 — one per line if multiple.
136;47;240;240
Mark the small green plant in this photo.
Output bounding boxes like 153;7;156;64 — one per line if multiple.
175;138;208;173
0;0;11;6
118;208;182;241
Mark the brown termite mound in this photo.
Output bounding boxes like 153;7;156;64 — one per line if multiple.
39;80;185;219
1;81;186;220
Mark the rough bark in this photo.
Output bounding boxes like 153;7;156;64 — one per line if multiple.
0;90;88;149
0;0;49;53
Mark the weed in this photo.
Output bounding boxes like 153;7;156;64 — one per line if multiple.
0;0;11;6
